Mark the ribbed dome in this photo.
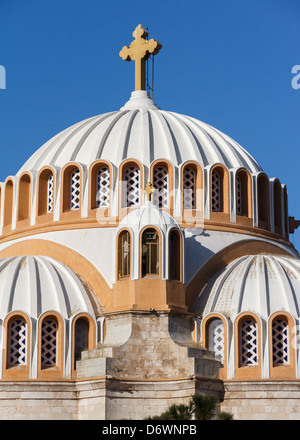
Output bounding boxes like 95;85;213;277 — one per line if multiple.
192;255;300;320
17;91;262;174
0;256;99;319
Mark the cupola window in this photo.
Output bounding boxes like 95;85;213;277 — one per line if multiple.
169;229;181;281
208;319;225;366
70;168;81;210
183;166;196;209
142;228;159;277
272;318;289;366
47;173;54;214
96;166;110;208
74;318;89;369
239;318;258;367
211;169;222;212
8;318;27;366
118;230;131;279
123;165;140;207
153;166;168;208
41;318;58;368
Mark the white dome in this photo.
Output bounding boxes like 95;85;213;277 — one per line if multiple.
192;254;300;320
0;255;99;320
17;91;262;174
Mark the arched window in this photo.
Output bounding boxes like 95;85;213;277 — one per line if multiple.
47;174;54;213
96;166;110;208
169;229;181;281
41;317;58;368
239;318;258;367
37;168;54;216
74;318;89;369
257;174;270;228
18;174;31;222
208;319;225;366
211;169;222;212
272;318;289;366
236;170;250;217
3;179;13;229
142;228;159;277
118;230;131;279
273;179;282;234
123;165;140;207
8;317;27;366
70;168;81;210
153;165;168;208
183;166;196;209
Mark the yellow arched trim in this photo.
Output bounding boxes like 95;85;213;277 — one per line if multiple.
0;239;112;311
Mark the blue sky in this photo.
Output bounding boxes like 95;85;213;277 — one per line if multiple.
0;0;299;248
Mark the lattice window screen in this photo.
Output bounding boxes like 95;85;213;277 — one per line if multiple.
236;175;242;215
272;319;289;365
208;319;224;366
124;166;140;207
96;166;110;208
41;319;58;368
70;169;80;210
47;174;54;214
211;170;221;212
9;319;27;366
183;167;196;209
153;166;168;208
240;319;258;366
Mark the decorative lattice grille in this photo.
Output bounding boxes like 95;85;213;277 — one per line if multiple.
96;166;110;208
208;319;225;366
70;169;80;210
183;167;196;209
211;169;221;212
272;319;289;365
9;319;27;366
41;319;58;367
153;166;168;208
124;166;140;207
74;319;89;366
236;175;242;215
47;174;54;214
240;319;258;366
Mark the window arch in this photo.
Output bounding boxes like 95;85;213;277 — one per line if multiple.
70;168;80;210
117;229;131;279
210;166;229;215
257;173;270;229
273;179;282;235
272;317;289;366
168;229;181;281
141;228;159;277
62;164;82;214
37;168;54;217
96;166;110;208
17;173;31;223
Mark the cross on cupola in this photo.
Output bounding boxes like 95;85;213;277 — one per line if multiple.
119;24;162;91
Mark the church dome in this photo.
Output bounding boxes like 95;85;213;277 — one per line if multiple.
0;255;99;320
17;91;261;175
193;254;300;320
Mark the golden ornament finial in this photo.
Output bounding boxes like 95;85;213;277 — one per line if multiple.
119;24;162;91
143;182;155;201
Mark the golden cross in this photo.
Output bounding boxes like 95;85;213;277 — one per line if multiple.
119;24;162;91
143;182;155;201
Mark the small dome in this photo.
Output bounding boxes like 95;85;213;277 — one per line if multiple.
192;254;300;320
117;200;180;235
17;91;262;174
0;255;99;319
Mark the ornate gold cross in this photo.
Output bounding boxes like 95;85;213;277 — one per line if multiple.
143;182;155;201
119;24;162;91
